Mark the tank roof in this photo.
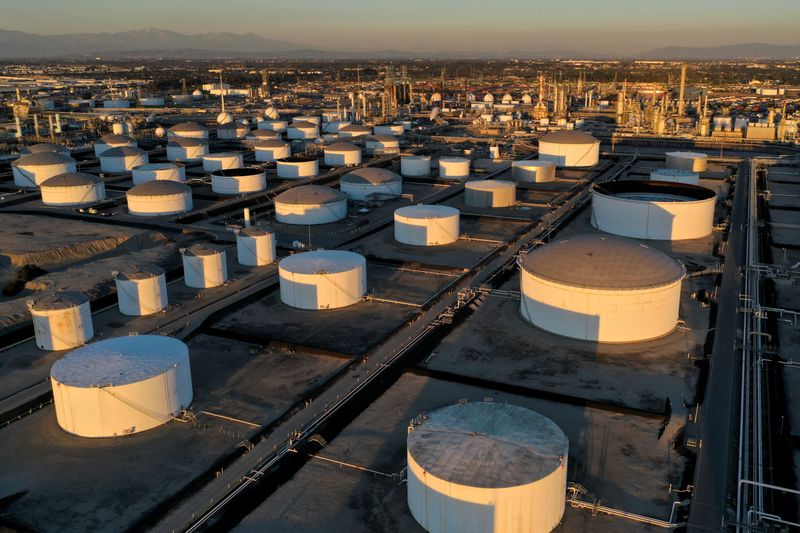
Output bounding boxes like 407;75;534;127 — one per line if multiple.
407;402;568;488
341;167;401;185
98;134;134;144
466;179;515;191
521;234;685;290
169;122;207;132
13;152;75;167
100;146;146;157
20;143;70;155
133;162;182;171
513;159;555;168
325;142;360;152
539;130;598;145
116;264;165;281
395;204;459;219
50;335;188;387
167;138;206;147
40;173;101;188
217;122;248;130
239;227;273;237
253;139;288;148
29;291;89;310
280;250;365;275
289;121;317;128
368;134;399;143
275;185;345;205
340;124;371;132
594;180;716;201
127;180;189;197
183;243;222;257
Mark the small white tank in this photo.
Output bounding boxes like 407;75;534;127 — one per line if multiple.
127;181;193;216
236;227;276;266
203;152;244;172
324;142;362;166
277;157;319;179
395;205;460;246
115;264;168;316
650;168;700;185
287;121;319;140
365;135;400;155
40;173;106;206
401;155;431;177
438;157;470;179
374;123;404;136
665;152;708;173
279;250;367;310
99;146;149;173
28;292;94;351
94;134;136;157
181;245;227;288
166;138;208;162
246;130;281;142
217;122;249;140
254;139;291;163
339;125;372;138
132;162;186;184
211;168;267;194
511;160;556;183
465;180;516;207
258;120;287;132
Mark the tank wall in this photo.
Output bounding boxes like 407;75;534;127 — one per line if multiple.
279;265;366;309
255;145;291;162
13;161;77;188
211;173;266;194
183;252;228;288
132;165;185;184
538;141;599;167
439;160;470;179
128;193;192;216
511;162;555;183
203;153;243;172
520;272;682;342
275;200;347;225
42;183;105;206
100;153;148;173
341;181;402;201
401;157;431;177
237;233;276;266
116;275;168;316
465;184;516;208
665;154;708;172
395;213;460;246
324;150;362;166
166;144;208;162
277;160;319;179
31;302;94;351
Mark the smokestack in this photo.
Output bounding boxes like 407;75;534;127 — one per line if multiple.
14;116;22;139
243;208;251;228
678;63;687;117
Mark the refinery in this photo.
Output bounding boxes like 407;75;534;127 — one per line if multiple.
0;47;799;533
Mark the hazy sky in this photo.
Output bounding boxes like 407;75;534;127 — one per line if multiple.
4;0;799;54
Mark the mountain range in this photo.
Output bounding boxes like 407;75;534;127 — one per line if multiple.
0;28;798;60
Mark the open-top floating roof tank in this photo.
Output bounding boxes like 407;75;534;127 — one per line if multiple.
40;173;106;206
254;139;291;163
166;138;208;162
340;167;402;201
591;180;717;240
519;234;685;342
401;155;431;177
665;152;708;173
274;185;347;225
126;180;193;216
181;244;227;288
94;134;136;157
324;142;362;167
132;162;186;184
511;160;556;183
203;152;243;172
12;152;77;188
537;131;600;168
28;292;94;351
465;180;516;208
211;168;266;195
438;157;470;179
394;205;460;246
407;401;568;533
50;335;192;438
236;227;276;266
276;156;319;179
115;264;168;316
99;146;149;173
650;168;700;185
279;250;367;310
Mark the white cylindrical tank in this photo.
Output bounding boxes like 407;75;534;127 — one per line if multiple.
254;139;291;162
324;142;362;166
258;120;287;132
538;131;600;167
99;146;149;173
438;157;470;179
139;97;165;107
168;122;208;139
293;115;321;125
665;152;708;173
132;162;186;184
374;123;404;136
181;244;227;288
322;120;351;133
339;124;372;138
40;173;106;206
650;168;700;185
127;181;192;216
519;234;685;342
211;168;267;194
217;122;249;140
407;401;568;533
394;205;460;246
246;129;280;142
365;135;400;155
511;160;556;183
166;138;208;162
401;155;431;177
236;228;276;266
28;292;94;351
287;121;319;140
202;152;244;172
465;180;516;208
279;250;366;310
591;180;717;240
274;185;347;225
94;134;136;157
50;335;192;437
276;156;319;179
115;264;168;316
20;143;70;156
340;167;402;201
12;152;77;188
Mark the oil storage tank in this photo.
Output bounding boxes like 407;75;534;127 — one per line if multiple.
511;160;556;183
339;124;372;138
324;142;362;166
99;146;149;173
591;180;717;240
132;162;186;184
50;335;192;437
181;244;227;288
211;168;266;194
407;401;568;533
166;138;208;162
394;205;460;246
40;173;105;206
126;181;192;216
538;131;600;167
286;121;319;140
236;227;276;266
665;151;708;173
401;155;431;177
203;152;243;172
115;264;168;316
274;185;347;225
365;135;401;155
650;168;700;185
276;156;319;179
519;234;685;342
94;134;136;157
374;123;404;136
217;122;249;140
258;120;287;132
465;180;516;208
279;250;366;310
254;139;291;163
438;157;470;179
340;167;402;201
20;143;70;156
12;152;77;188
168;122;208;139
28;292;94;351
